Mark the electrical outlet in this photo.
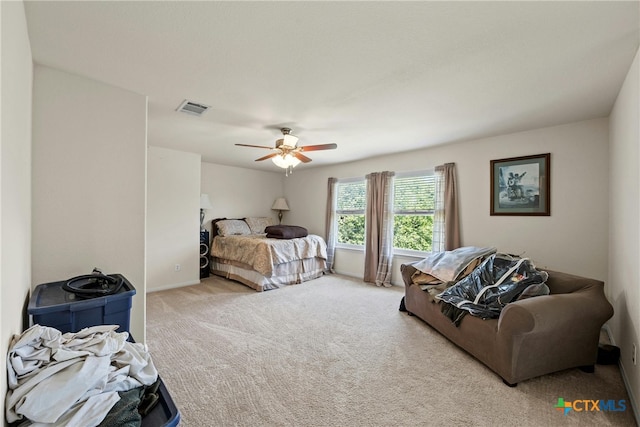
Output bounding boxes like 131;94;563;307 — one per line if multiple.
175;264;181;272
633;343;637;366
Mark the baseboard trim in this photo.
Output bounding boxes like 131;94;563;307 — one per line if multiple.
331;271;404;287
603;324;639;424
146;279;200;293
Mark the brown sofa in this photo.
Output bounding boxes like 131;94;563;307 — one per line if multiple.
401;263;614;386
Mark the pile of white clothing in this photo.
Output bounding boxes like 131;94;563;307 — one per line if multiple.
5;324;158;426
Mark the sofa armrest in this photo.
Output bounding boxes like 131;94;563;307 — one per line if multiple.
496;287;613;383
498;291;613;336
400;263;419;287
496;301;536;335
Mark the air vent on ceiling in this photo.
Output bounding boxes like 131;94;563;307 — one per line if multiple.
176;100;210;116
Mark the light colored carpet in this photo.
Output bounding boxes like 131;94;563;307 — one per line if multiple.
146;274;636;427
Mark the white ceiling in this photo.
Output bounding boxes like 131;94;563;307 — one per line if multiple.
23;1;639;172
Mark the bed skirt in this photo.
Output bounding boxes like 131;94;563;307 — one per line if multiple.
210;257;326;292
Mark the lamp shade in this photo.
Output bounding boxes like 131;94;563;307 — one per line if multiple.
282;133;299;147
271;197;290;211
200;194;213;210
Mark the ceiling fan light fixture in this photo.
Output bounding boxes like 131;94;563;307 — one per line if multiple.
235;126;337;175
272;153;301;169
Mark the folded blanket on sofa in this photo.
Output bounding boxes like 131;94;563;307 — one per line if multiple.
265;225;308;239
410;246;496;299
412;246;497;283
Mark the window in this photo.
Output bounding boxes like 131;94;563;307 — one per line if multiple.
333;172;436;253
335;179;366;247
393;172;435;253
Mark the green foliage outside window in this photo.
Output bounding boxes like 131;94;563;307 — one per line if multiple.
393;215;433;252
337;214;365;245
337;214;433;252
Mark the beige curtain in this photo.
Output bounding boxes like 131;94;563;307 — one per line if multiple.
324;177;338;273
364;171;395;286
433;163;460;251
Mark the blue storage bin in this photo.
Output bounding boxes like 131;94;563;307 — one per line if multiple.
25;276;180;426
7;378;180;427
141;378;181;427
28;273;136;334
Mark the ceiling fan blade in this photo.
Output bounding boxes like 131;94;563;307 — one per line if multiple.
299;143;338;152
235;143;275;149
292;152;312;163
255;153;279;162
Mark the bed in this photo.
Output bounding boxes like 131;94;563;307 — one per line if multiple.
209;217;328;291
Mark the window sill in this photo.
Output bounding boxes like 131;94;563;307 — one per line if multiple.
334;246;429;260
393;249;431;259
335;244;364;252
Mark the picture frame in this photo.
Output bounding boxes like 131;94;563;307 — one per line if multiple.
490;153;550;216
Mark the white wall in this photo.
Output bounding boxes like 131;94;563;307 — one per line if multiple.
609;47;639;417
147;146;201;292
31;66;147;342
200;162;284;234
285;118;610;284
1;0;33;417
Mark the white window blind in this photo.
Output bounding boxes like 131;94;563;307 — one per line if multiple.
393;174;436;215
336;180;366;214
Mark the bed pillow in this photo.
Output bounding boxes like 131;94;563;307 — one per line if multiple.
216;219;251;236
245;217;275;234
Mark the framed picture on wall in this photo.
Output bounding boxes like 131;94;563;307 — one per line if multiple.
490;153;550;216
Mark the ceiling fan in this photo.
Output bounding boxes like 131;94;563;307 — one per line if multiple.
235;128;337;175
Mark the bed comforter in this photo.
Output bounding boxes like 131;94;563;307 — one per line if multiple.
211;234;327;277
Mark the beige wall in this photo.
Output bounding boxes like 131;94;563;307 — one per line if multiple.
145;160;285;292
200;162;285;235
31;66;147;342
147;146;201;292
1;0;33;418
285;118;610;283
609;46;639;417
